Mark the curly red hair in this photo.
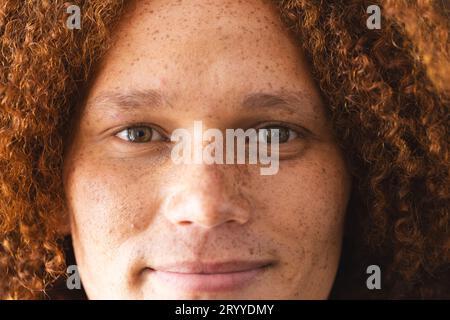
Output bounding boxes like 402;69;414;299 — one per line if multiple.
0;0;448;299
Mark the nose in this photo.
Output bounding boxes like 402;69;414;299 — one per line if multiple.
161;164;251;228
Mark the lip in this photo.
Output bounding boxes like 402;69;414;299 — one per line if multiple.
146;260;274;292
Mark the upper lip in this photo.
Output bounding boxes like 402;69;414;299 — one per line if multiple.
150;260;274;274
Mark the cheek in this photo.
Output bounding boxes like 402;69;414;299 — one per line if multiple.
64;151;166;253
254;145;350;267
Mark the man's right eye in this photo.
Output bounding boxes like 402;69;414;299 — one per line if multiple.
115;126;165;143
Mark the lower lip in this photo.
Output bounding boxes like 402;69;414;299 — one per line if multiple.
147;266;269;292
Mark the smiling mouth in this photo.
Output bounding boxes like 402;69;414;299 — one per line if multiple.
145;260;275;292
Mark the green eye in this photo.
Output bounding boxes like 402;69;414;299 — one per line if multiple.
116;126;164;143
258;126;297;144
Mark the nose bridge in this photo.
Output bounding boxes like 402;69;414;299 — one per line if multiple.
195;163;227;196
162;163;251;228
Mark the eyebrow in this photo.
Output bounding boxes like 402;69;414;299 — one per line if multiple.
241;91;315;114
89;89;169;112
88;88;316;116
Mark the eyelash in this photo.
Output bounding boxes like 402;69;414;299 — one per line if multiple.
255;122;309;140
114;122;309;143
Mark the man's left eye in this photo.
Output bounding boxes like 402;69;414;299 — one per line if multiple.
258;125;298;144
115;126;165;143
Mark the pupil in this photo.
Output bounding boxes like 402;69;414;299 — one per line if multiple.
128;127;150;142
266;127;289;143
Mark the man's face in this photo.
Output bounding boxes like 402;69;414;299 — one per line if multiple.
63;0;351;299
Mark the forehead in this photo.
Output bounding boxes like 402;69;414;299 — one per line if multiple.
114;0;285;44
83;0;321;119
91;0;304;80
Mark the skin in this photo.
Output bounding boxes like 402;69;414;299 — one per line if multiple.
63;0;352;299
